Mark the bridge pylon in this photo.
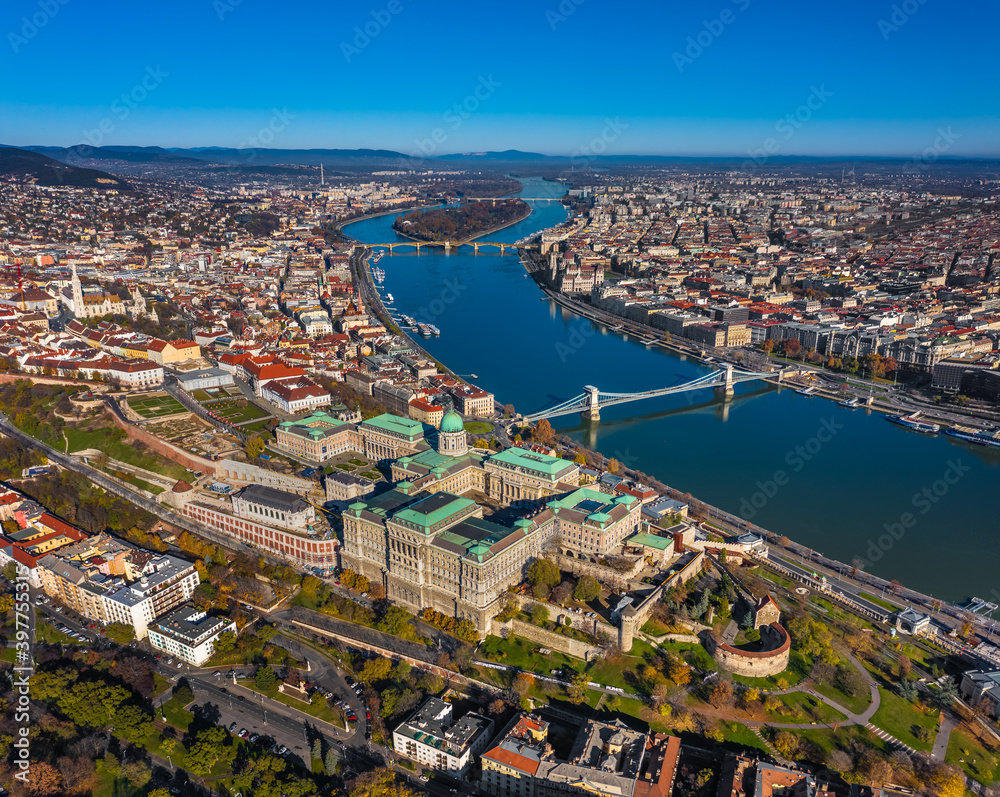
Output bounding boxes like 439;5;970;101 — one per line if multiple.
715;365;735;397
581;385;601;422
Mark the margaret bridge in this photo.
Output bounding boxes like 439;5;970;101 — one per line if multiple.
521;365;783;423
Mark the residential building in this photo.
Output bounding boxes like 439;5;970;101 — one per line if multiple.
37;534;199;639
482;714;648;797
393;696;493;776
147;606;236;666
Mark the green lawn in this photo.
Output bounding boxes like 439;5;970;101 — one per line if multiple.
813;668;872;714
464;421;493;435
240;419;272;434
65;424;190;480
128;395;186;418
244;682;345;725
861;591;902;611
870;686;939;751
732;650;814;689
796;725;891;765
640;617;678;637
946;727;1000;785
337;463;356;471
361;471;382;480
191;389;212;401
214;403;269;424
349;458;369;466
160;694;195;731
35;619;79;645
765;691;847;725
0;646;16;663
649;640;717;672
720;720;771;752
479;634;586;673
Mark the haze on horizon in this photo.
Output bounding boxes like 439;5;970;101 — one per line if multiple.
2;0;998;159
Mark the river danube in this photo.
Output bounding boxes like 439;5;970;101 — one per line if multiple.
343;178;1000;605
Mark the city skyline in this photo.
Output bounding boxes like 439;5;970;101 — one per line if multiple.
2;0;998;157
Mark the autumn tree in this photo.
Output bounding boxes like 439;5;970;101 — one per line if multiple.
532;419;554;446
607;458;620;475
244;435;266;459
709;679;734;709
773;731;799;759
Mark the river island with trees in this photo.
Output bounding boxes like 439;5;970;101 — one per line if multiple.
392;198;530;242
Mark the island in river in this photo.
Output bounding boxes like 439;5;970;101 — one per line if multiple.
392;198;530;242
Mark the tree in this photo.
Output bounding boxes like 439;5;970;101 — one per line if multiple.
827;749;852;773
25;761;63;796
929;765;965;797
709;679;734;709
244;435;266;459
533;419;555;446
527;558;561;590
105;622;135;645
513;672;535;696
761;339;775;354
530;603;549;625
326;749;340;776
551;580;574;605
214;629;237;654
2;561;16;581
573;575;601;603
187;725;235;776
783;339;802;358
488;698;506;715
773;731;799;759
255;665;277;692
567;672;589;703
120;760;152;789
361;656;392;685
607;458;620;475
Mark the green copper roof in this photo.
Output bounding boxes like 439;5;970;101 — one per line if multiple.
440;410;464;433
488;447;576;478
361;413;425;440
627;531;674;551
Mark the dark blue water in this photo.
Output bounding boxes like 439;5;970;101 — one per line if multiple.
344;178;1000;604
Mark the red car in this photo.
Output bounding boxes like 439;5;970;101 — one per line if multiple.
366;711;371;720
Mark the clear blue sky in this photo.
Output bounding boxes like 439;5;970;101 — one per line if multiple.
2;0;997;156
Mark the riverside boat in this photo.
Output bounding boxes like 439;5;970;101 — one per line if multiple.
944;425;1000;447
887;413;941;434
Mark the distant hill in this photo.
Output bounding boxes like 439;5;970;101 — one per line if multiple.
0;146;130;189
438;149;552;161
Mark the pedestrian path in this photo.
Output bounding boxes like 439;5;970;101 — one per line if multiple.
866;722;918;756
932;715;957;761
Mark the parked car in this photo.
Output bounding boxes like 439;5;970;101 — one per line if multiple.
228;722;237;732
238;729;249;739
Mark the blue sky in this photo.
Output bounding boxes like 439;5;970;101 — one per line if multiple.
2;0;997;156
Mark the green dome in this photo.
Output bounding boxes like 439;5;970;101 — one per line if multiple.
440;411;464;433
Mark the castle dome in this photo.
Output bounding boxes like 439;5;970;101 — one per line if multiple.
440;411;464;434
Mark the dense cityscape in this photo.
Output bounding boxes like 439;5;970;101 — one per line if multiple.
2;1;1000;797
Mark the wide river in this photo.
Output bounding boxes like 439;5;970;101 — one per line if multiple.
343;177;1000;605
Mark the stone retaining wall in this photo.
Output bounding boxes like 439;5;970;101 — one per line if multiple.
106;404;216;475
498;619;602;661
